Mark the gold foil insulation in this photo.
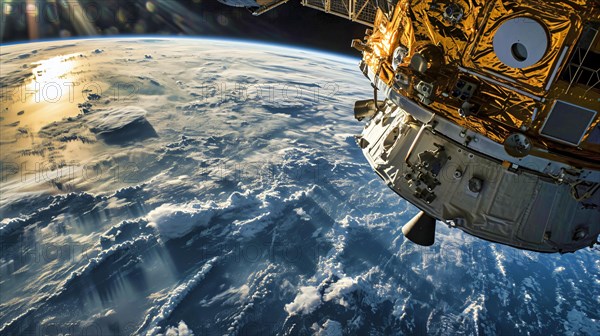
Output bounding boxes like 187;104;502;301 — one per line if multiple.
465;0;580;95
360;0;600;168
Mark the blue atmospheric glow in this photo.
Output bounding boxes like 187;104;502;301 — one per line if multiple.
0;35;362;63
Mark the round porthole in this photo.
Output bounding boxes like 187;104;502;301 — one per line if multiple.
493;17;548;68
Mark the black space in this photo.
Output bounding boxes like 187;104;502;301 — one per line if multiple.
1;0;367;56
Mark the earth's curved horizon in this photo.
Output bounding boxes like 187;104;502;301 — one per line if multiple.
0;37;598;336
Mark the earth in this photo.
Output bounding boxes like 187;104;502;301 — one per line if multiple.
0;38;598;336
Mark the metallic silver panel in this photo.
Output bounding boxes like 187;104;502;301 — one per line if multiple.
357;103;600;252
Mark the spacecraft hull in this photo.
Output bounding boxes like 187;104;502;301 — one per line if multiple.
351;0;600;252
357;99;599;253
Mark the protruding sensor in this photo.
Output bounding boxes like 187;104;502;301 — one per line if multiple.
402;211;437;246
504;133;532;157
493;17;549;68
354;99;384;121
443;3;464;24
392;45;409;71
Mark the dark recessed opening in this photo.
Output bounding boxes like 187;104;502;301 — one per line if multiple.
511;42;528;62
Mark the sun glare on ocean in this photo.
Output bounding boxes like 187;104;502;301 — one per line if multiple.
26;52;80;97
5;52;93;135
